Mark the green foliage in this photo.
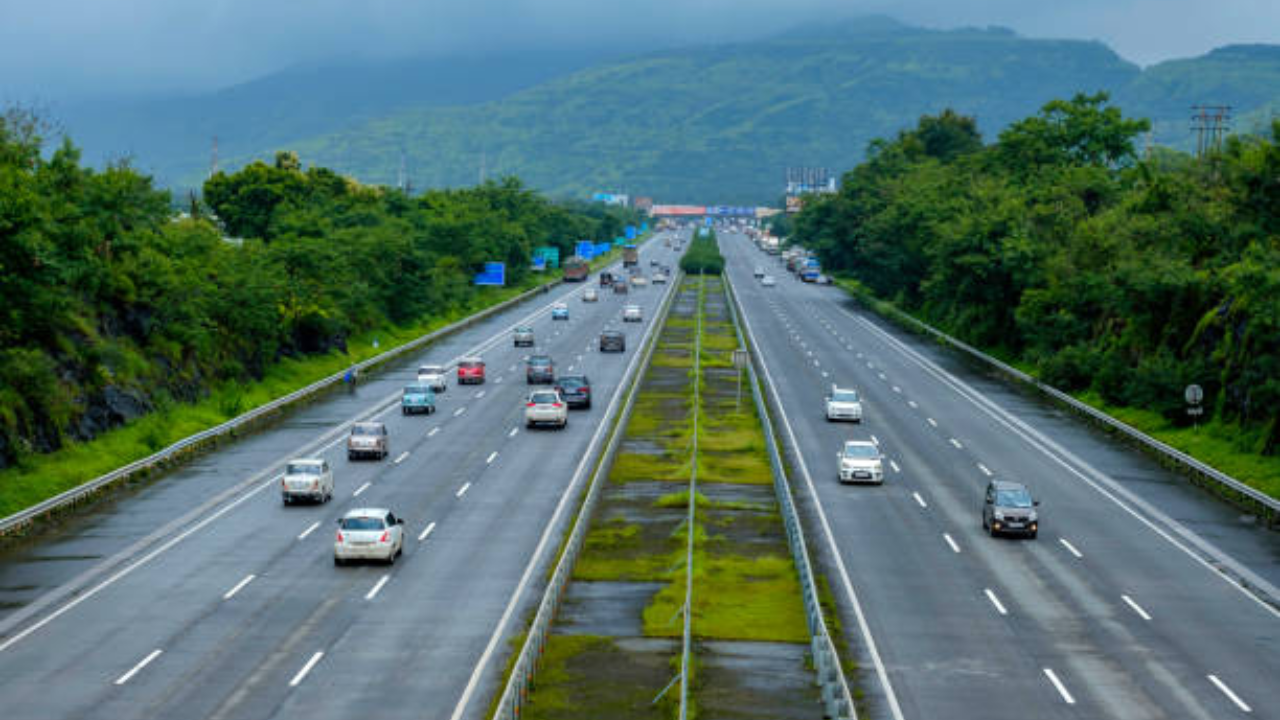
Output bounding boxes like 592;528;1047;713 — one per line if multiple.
0;113;627;475
796;99;1280;468
679;228;724;275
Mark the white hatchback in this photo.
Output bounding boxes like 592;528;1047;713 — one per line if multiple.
281;458;333;505
334;508;405;565
623;304;643;322
417;364;447;392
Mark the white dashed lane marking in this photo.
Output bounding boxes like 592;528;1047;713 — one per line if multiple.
418;522;437;542
1207;674;1251;713
912;492;927;508
365;575;390;601
486;451;498;465
223;574;256;600
298;522;320;541
115;649;163;686
353;482;371;497
985;588;1008;616
289;652;325;688
1043;668;1076;705
943;534;961;554
456;483;471;498
428;427;440;437
1122;594;1152;621
1058;538;1083;558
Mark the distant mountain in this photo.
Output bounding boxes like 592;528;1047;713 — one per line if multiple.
53;48;625;187
53;18;1280;204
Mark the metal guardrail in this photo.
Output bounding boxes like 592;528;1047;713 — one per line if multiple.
493;270;683;720
853;294;1280;524
675;275;705;719
724;274;857;720
0;278;571;537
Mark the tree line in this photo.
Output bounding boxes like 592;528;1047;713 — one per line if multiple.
793;94;1280;454
0;111;638;467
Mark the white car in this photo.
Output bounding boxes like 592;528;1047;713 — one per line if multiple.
761;275;776;287
630;275;648;287
838;440;884;484
281;458;333;505
583;288;599;302
652;272;668;284
825;386;863;422
623;304;643;322
334;508;405;565
754;266;765;278
417;364;447;392
525;389;568;429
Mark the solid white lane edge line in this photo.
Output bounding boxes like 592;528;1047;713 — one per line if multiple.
454;407;466;417
456;482;471;498
486;451;498;465
943;534;961;554
115;648;163;686
508;427;518;438
984;588;1008;615
926;417;938;427
352;482;370;497
289;652;324;687
1059;537;1084;558
418;521;436;542
950;438;963;449
1207;674;1252;713
365;575;390;601
428;427;440;437
890;460;901;473
1043;668;1076;704
912;492;927;508
1122;594;1152;621
978;463;993;476
394;451;409;464
223;574;256;601
298;521;320;541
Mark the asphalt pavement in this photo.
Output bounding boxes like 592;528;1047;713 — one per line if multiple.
722;231;1279;720
0;232;685;720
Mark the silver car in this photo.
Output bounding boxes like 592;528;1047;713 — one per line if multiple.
513;326;535;347
525;389;568;429
825;387;863;422
347;421;389;461
982;480;1040;539
837;440;884;484
761;275;776;287
417;364;447;392
334;508;405;565
623;304;643;322
281;458;333;505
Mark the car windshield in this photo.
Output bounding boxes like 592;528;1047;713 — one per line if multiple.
531;392;559;404
352;425;381;436
340;516;385;531
558;377;586;389
459;361;482;369
419;366;443;375
996;489;1033;507
404;384;431;394
286;462;320;475
516;327;532;333
603;332;621;339
843;444;878;459
832;390;860;403
529;357;551;367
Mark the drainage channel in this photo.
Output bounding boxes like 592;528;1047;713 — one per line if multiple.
504;275;823;719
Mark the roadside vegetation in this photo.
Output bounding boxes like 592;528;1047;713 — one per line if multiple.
794;95;1280;497
678;228;725;275
0;108;639;511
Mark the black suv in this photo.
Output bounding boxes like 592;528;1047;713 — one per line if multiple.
982;480;1040;539
599;330;626;353
554;375;592;409
526;355;555;384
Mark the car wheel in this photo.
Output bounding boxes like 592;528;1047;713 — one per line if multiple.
282;495;291;506
1028;531;1038;540
402;408;408;416
386;550;396;566
348;452;356;461
334;557;344;567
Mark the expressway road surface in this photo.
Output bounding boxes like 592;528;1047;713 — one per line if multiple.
0;232;684;720
722;231;1279;720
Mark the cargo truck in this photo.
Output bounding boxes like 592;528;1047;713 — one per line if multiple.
562;256;590;282
622;245;639;267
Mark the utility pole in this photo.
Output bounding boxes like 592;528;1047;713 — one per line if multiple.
398;150;407;192
1191;105;1231;158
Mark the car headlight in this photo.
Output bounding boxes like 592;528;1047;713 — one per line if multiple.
993;511;1005;520
1028;511;1038;522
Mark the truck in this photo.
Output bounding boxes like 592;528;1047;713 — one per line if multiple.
622;244;639;268
800;258;821;282
562;256;590;282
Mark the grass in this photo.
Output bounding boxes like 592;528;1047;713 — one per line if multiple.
835;276;1280;501
0;277;545;519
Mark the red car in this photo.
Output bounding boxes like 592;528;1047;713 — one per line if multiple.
457;357;486;384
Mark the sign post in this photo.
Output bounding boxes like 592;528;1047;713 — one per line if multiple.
1185;384;1204;429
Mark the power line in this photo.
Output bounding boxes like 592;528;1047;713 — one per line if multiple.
1191;105;1231;158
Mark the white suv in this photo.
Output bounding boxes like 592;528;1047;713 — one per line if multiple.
838;440;884;484
417;364;447;392
281;458;333;505
525;390;568;429
825;386;863;422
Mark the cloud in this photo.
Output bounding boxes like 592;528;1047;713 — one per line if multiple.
1;0;1276;98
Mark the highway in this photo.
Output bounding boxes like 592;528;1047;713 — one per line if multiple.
0;233;684;720
721;230;1280;720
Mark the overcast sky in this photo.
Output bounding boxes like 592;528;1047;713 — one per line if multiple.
2;0;1278;99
